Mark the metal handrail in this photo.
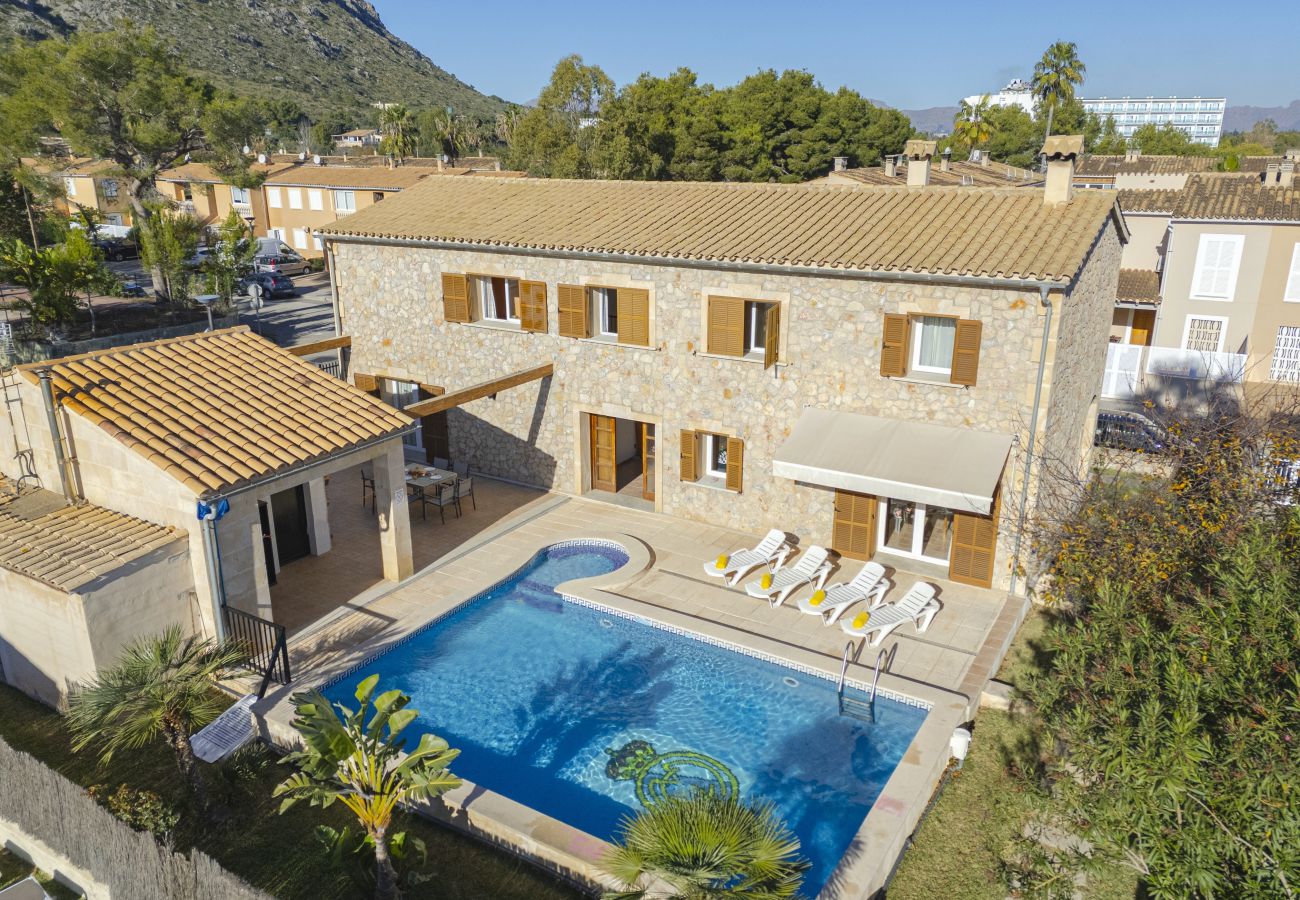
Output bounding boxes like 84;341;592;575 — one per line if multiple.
836;641;854;697
221;605;292;697
869;649;887;703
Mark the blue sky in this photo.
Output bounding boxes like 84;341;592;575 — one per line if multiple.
370;0;1294;109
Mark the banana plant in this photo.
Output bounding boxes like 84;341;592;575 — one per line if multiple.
275;675;461;900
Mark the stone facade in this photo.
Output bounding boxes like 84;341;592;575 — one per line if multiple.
332;221;1121;591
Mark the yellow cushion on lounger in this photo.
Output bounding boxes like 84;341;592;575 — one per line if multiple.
760;572;773;589
715;554;729;570
809;590;826;607
851;611;870;629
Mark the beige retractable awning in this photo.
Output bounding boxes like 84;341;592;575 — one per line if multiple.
772;408;1012;514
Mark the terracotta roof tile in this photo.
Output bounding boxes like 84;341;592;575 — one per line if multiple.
18;328;412;497
1119;174;1300;221
1116;268;1161;304
0;479;184;592
263;166;448;190
320;176;1122;285
1077;154;1219;176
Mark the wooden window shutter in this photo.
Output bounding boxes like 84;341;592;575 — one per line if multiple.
353;373;380;396
832;491;877;561
679;429;698;482
880;313;909;377
519;280;548;333
763;303;781;369
949;490;1000;588
725;436;744;492
950;319;983;386
441;273;470;323
617;288;650;346
707;296;745;357
557;284;589;338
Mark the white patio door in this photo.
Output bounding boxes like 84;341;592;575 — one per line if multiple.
877;498;955;565
1102;343;1144;399
381;379;423;451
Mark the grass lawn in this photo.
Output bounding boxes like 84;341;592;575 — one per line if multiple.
0;684;581;900
885;610;1141;900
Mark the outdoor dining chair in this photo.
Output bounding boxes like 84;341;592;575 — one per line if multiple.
453;461;469;478
455;476;476;513
433;456;452;470
418;480;459;524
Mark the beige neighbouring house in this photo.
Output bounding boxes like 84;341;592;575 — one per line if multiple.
39;157;136;228
320;137;1126;593
157;159;294;237
0;328;416;707
1099;168;1300;407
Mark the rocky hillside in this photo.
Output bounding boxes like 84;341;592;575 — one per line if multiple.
0;0;508;118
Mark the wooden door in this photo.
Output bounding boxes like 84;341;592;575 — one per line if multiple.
1130;309;1156;347
590;414;618;493
832;490;877;561
641;422;656;501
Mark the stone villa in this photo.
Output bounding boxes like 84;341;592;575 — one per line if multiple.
321;136;1126;592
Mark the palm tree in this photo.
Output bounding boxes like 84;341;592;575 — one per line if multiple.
378;104;416;161
66;626;246;814
602;792;809;899
952;95;994;155
274;675;461;900
1032;41;1086;138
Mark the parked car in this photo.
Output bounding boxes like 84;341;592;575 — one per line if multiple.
239;271;297;299
253;252;311;277
183;246;215;270
119;280;146;298
1094;411;1168;453
95;236;139;261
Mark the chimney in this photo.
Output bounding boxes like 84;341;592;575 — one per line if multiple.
1125;148;1142;162
980;151;990;168
1265;163;1280;185
1285;148;1300;162
940;147;951;172
1281;163;1295;189
883;155;897;178
1040;134;1084;205
904;139;936;187
833;156;848;172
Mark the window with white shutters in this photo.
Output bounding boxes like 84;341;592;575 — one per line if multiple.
1184;316;1226;353
1285;244;1300;303
1271;326;1300;382
1191;233;1244;300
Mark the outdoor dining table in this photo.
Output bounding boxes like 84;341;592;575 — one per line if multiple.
404;464;457;502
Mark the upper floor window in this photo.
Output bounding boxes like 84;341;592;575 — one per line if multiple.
1182;315;1226;353
592;287;619;337
1190;233;1244;301
334;190;356;214
230;185;250;205
1285;244;1300;303
880;313;982;386
101;179;118;199
706;296;780;368
1271;325;1300;382
266;187;282;208
308;189;324;211
287;188;303;210
473;275;520;322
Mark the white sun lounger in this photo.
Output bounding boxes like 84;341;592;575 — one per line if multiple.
191;694;258;763
840;581;940;646
744;545;832;607
702;528;792;586
795;560;889;625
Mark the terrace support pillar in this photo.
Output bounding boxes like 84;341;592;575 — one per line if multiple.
373;443;414;582
303;476;331;556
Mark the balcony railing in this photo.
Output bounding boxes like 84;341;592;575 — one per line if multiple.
222;605;291;697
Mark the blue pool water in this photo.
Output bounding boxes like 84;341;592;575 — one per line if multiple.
323;543;927;895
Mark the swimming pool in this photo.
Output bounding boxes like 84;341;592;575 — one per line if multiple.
322;541;927;895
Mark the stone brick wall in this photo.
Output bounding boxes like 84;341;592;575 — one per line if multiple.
331;237;1121;590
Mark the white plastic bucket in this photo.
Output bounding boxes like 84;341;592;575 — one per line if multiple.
950;726;973;761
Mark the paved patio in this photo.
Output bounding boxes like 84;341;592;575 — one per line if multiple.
272;483;1019;707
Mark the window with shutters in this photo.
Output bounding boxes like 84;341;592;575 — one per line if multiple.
1190;233;1244;301
682;431;743;492
1285;244;1300;303
1271;325;1300;382
308;189;324;211
266;187;281;208
910;316;957;375
706;296;780;366
882;313;982;385
287;188;303;210
585;286;651;347
1182;315;1226;353
472;275;520;323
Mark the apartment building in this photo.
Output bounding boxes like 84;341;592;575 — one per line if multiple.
332;128;382;151
1081;96;1226;146
962;79;1037;115
1101;167;1300;405
48;158;135;228
321;137;1125;592
821;143;1036;188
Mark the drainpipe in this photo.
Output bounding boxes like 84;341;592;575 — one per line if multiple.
199;504;228;642
36;368;76;504
1008;286;1054;597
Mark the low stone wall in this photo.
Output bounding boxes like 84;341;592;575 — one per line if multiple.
5;314;239;365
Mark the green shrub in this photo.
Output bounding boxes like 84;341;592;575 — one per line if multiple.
87;784;180;841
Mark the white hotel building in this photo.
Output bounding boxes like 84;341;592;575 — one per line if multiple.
1080;96;1226;146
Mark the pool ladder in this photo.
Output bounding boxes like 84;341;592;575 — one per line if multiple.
837;643;886;724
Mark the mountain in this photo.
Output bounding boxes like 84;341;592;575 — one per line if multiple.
0;0;508;119
898;106;959;136
1224;101;1300;133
